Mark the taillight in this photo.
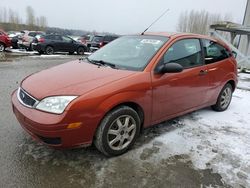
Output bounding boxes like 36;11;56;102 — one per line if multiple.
38;38;45;43
99;42;104;48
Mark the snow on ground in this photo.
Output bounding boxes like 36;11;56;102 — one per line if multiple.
30;54;66;58
131;77;250;187
238;73;250;90
5;48;37;55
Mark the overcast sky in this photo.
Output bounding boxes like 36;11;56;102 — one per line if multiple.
0;0;247;34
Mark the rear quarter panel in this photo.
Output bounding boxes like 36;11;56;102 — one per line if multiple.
206;56;238;104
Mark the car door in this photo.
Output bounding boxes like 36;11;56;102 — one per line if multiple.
61;36;74;52
49;35;63;51
151;38;209;123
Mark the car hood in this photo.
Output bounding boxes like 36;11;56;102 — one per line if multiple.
21;60;136;100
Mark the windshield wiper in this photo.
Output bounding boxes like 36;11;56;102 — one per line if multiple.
87;58;117;69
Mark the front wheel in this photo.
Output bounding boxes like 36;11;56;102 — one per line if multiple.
77;47;85;55
45;46;54;55
0;43;5;52
212;83;233;111
94;106;141;156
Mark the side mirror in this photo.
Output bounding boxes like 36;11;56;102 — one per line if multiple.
232;51;237;58
155;63;183;74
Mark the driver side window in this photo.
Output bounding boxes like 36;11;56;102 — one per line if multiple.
160;39;202;69
62;36;72;43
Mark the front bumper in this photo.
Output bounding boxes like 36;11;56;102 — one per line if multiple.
11;90;92;148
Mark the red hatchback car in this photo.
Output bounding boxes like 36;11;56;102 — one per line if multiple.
12;32;238;156
0;29;11;52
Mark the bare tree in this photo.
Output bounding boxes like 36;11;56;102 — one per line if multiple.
177;10;233;35
39;16;47;28
8;8;15;23
3;7;7;23
26;6;35;28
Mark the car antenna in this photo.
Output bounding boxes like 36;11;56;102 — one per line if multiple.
141;9;170;35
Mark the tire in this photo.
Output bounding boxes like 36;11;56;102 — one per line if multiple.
45;46;54;55
77;46;85;55
0;43;5;52
28;43;33;51
38;51;44;55
68;51;74;55
94;106;141;156
211;83;233;112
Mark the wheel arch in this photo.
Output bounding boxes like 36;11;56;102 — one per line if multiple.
93;101;145;142
107;102;145;128
77;45;87;51
45;44;54;49
226;80;236;92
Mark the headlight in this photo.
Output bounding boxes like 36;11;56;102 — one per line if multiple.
35;96;77;114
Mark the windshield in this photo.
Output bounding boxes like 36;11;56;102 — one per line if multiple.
88;35;169;71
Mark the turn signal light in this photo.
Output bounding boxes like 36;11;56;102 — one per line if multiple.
67;122;82;129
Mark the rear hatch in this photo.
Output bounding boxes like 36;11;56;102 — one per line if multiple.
91;36;104;48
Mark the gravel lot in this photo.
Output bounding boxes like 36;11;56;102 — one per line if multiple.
0;52;249;188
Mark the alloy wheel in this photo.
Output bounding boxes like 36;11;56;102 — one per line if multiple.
107;115;136;151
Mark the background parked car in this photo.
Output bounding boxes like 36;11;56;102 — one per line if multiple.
19;30;45;51
77;34;94;51
0;29;12;52
32;34;88;55
7;31;22;49
90;34;119;52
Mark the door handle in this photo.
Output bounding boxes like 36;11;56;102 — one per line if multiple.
199;70;208;76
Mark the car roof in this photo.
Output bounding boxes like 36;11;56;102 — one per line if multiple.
144;32;216;40
143;32;230;50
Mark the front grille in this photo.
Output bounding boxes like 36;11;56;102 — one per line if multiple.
17;88;38;108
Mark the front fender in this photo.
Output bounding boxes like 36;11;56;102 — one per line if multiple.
96;90;152;127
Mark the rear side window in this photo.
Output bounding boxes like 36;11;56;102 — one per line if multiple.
93;36;103;42
104;36;112;42
54;35;62;41
28;32;36;37
44;35;52;40
202;39;231;64
161;39;202;68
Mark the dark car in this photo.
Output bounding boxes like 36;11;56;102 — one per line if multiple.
32;34;88;55
90;34;118;52
0;29;12;52
12;32;237;156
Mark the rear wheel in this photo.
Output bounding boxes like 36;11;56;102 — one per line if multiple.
77;47;85;55
94;106;140;156
45;46;54;55
0;43;5;52
212;83;233;111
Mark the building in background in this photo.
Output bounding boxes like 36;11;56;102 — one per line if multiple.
239;0;250;55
